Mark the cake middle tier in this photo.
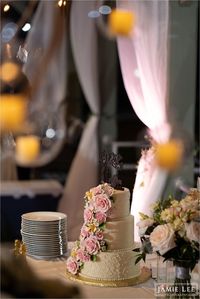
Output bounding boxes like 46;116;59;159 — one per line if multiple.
104;215;134;250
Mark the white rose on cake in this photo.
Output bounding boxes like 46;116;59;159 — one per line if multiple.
150;224;176;255
185;221;200;243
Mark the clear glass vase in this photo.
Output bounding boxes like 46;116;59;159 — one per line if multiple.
155;257;199;299
166;260;198;299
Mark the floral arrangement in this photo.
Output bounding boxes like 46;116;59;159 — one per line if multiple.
66;183;114;275
134;189;200;270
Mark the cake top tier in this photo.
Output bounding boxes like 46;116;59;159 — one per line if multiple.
108;188;130;219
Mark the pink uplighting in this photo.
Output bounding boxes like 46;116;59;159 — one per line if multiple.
117;0;170;241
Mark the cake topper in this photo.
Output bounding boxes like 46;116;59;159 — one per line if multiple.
99;150;123;190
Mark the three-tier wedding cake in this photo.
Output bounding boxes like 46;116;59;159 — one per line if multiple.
66;183;141;283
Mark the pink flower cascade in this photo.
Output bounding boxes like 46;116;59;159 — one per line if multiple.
66;183;114;275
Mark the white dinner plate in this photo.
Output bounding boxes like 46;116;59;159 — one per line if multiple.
22;211;67;222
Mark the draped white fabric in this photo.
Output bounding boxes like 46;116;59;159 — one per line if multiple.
21;1;67;166
58;1;100;240
117;0;170;240
23;1;67;110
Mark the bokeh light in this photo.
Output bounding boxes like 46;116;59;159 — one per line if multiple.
15;135;40;165
46;128;56;139
22;23;31;32
3;4;10;12
99;5;112;15
0;62;20;82
1;22;18;43
0;94;28;132
155;139;184;172
108;9;135;36
88;10;100;18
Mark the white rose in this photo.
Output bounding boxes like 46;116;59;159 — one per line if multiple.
150;224;176;255
137;218;154;229
138;227;147;237
185;221;200;243
137;219;154;237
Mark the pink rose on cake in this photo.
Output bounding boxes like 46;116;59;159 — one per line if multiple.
66;257;78;275
102;183;114;197
95;230;104;240
94;194;111;213
90;185;103;195
76;248;91;262
84;208;94;223
84;235;100;255
95;211;107;224
80;225;90;239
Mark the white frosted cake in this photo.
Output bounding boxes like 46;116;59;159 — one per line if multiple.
66;183;140;282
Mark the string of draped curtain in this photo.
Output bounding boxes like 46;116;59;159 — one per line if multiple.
117;0;170;240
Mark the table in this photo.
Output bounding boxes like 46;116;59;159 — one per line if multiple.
26;248;200;299
26;255;156;299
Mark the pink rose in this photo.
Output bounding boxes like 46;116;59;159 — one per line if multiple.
84;208;93;222
66;257;78;274
80;225;90;239
84;236;100;255
102;183;114;197
95;211;107;224
96;231;104;240
76;249;90;262
94;194;111;213
90;185;102;195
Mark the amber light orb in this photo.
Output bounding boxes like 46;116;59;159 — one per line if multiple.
108;9;135;36
0;62;20;82
15;135;40;165
0;95;27;132
155;139;184;172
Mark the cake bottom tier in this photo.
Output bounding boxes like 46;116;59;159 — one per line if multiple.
79;248;140;281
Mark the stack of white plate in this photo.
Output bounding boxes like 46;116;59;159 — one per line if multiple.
21;211;67;259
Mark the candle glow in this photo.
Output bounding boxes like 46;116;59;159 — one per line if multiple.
15;135;40;165
0;95;27;132
0;62;20;82
155;140;184;172
108;9;135;36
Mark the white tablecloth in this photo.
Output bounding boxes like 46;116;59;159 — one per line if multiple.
26;241;156;299
26;243;199;299
26;256;155;299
